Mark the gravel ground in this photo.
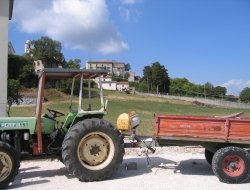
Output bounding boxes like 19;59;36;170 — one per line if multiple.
7;147;250;190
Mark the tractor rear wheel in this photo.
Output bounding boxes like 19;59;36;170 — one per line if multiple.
212;146;250;183
0;141;20;189
62;119;124;181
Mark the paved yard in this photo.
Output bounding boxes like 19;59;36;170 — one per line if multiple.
7;147;250;190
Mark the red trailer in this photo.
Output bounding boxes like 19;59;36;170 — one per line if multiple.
154;112;250;184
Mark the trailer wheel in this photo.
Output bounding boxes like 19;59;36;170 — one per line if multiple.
62;119;124;181
0;141;20;189
212;146;250;183
205;149;214;165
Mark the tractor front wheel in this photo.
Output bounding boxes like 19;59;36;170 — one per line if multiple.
62;119;124;181
0;141;20;189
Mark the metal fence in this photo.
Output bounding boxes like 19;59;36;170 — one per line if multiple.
136;92;250;109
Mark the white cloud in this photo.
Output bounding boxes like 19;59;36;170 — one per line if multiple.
13;0;128;54
121;0;143;5
119;7;132;22
221;80;250;96
119;0;142;22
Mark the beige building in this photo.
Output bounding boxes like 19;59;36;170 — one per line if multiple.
86;60;126;76
34;60;44;73
128;71;135;82
0;0;14;116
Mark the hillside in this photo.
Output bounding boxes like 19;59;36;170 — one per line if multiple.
11;89;250;136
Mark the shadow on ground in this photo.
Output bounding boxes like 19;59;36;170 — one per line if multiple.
113;156;175;179
174;159;213;176
114;156;214;179
8;165;73;189
8;155;250;189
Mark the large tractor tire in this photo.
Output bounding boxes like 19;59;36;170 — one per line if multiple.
0;141;20;189
205;149;214;165
62;119;124;181
212;146;250;183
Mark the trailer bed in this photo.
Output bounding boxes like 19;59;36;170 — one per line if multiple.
154;114;250;145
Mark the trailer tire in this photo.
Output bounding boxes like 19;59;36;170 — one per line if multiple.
205;149;214;165
62;118;124;181
0;141;20;189
212;146;250;183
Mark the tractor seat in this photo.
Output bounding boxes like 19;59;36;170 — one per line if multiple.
42;113;56;121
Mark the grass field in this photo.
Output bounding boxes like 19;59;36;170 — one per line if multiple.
11;89;250;136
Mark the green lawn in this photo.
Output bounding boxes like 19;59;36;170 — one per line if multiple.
10;89;250;136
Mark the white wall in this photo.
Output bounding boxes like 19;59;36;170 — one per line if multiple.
0;0;10;116
102;82;117;91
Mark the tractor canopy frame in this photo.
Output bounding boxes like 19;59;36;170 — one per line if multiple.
35;68;108;154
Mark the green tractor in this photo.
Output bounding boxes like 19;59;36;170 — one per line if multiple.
0;68;124;188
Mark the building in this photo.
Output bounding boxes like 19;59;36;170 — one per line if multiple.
128;71;135;82
34;60;44;73
0;0;14;116
86;60;126;76
101;81;117;91
99;81;130;91
24;40;32;54
87;60;133;91
33;60;63;73
116;82;129;91
8;41;15;54
96;76;130;91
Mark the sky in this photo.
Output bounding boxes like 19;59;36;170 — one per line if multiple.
8;0;250;95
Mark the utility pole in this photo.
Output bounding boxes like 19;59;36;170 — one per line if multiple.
204;84;206;99
147;76;149;93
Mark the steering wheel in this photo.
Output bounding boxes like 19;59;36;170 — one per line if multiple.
47;108;65;118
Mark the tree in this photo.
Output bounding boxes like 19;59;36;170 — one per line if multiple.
56;59;82;93
31;36;65;68
143;66;153;92
125;63;131;71
7;79;22;116
240;87;250;103
214;86;227;98
8;54;37;88
169;78;226;98
142;62;170;93
19;64;38;88
170;78;192;95
65;59;81;69
204;82;214;97
8;54;30;80
151;62;170;93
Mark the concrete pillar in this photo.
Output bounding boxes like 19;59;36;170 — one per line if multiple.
0;0;10;116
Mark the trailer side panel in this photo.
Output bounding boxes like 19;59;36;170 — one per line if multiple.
154;115;250;145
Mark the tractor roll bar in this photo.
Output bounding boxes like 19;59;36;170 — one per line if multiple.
35;68;108;155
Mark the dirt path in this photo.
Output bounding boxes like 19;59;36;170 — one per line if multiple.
7;147;249;190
